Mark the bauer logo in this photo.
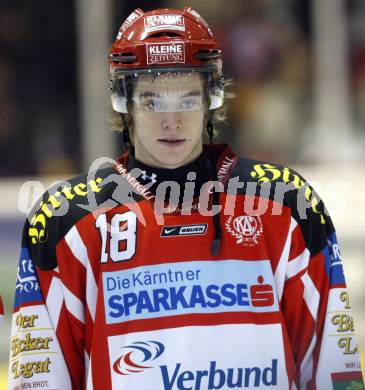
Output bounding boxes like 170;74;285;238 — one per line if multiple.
113;341;165;376
145;14;185;32
147;42;185;64
161;224;207;237
14;248;43;309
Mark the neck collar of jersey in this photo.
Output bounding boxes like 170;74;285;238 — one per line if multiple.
118;143;235;180
115;143;237;201
126;149;212;197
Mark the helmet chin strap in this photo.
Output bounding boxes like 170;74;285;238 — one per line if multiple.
205;113;222;256
207;111;214;145
120;113;132;149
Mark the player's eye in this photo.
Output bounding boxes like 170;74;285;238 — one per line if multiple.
179;98;200;111
141;98;164;112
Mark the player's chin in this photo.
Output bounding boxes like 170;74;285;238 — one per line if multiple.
156;151;190;169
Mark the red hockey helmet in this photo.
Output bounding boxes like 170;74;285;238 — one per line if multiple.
109;7;224;113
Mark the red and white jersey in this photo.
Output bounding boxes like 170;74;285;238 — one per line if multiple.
9;144;364;389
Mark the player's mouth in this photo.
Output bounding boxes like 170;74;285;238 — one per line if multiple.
158;138;186;147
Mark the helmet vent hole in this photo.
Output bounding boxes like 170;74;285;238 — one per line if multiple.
148;32;182;38
110;52;137;64
195;49;221;61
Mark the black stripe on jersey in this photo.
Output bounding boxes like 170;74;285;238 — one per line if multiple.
226;158;335;256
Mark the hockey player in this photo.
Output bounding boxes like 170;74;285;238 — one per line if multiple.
9;7;364;390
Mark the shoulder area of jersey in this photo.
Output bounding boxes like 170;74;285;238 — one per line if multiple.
24;164;139;268
230;156;328;226
233;156;309;189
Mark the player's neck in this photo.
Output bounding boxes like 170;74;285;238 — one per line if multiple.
127;150;212;200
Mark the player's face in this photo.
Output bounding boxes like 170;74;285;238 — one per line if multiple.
132;72;205;169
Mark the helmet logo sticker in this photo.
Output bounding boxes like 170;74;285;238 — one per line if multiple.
144;14;185;33
117;9;144;39
188;9;213;36
146;42;185;65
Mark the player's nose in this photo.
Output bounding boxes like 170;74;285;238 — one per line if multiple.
161;112;182;132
